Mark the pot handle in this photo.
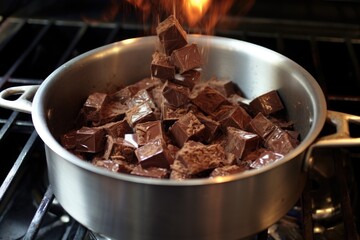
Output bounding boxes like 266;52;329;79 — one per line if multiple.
0;85;39;114
304;110;360;170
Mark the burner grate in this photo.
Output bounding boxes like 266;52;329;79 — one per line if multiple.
0;16;359;239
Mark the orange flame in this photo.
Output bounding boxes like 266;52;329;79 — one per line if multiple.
182;0;211;27
92;0;255;35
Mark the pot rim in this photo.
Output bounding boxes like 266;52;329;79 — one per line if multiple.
32;35;327;186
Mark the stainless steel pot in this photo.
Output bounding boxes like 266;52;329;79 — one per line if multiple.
0;35;359;240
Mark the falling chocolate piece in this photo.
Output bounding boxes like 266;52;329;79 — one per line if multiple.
169;111;205;147
162;81;190;107
250;90;284;116
135;138;174;169
75;127;106;153
151;52;175;80
156;15;188;55
171;44;202;73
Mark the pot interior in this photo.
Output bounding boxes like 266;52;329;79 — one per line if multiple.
33;35;327;175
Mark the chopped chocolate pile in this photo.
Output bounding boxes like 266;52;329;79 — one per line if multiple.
60;15;300;179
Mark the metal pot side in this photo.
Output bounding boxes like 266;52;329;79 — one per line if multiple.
32;35;327;239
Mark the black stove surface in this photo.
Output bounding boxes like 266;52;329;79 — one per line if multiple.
0;1;360;239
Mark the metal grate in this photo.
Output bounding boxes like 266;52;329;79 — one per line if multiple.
0;16;359;239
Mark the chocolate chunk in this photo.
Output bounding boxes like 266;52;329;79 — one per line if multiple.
265;127;299;155
250;90;284;116
171;44;202;73
162;81;190;107
130;165;169;179
125;102;156;127
93;100;128;126
161;102;189;123
126;89;156;109
110;86;137;104
249;150;284;169
210;165;248;178
101;119;132;138
124;133;138;148
156;15;188;55
93;159;135;173
172;70;201;89
225;127;260;160
191;86;231;115
60;130;77;150
133;77;162;92
247;112;277;139
170;159;191;180
135;120;165;146
103;136;136;163
169;111;205;147
175;141;227;175
82;92;110;125
75;127;106;153
135;138;174;169
208;78;235;97
151;52;175;80
215;105;252;130
195;113;221;143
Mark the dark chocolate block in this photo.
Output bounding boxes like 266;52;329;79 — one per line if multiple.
250;90;284;115
171;44;202;73
60;130;77;150
103;136;136;163
151;52;175;80
210;165;248;177
247;112;277;139
130;165;170;179
225;127;260;160
249;150;284;169
191;86;231;115
156;15;188;55
82;92;109;125
208;78;235;97
265;127;299;155
162;81;190;107
75;127;106;153
175;141;227;175
101;119;132;138
161;102;189;123
135;138;174;169
169;111;205;147
133;77;162;92
172;70;201;89
93;100;128;126
125;102;156;127
195;113;221;143
135;120;165;146
215;105;252;130
93;159;135;173
126;89;156;109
